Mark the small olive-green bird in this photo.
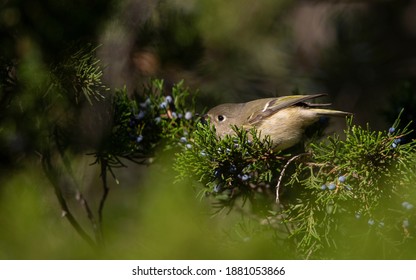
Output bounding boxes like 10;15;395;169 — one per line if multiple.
206;94;351;151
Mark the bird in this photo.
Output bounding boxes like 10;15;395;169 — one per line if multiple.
205;94;351;151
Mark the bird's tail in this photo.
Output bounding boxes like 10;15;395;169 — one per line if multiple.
312;108;352;117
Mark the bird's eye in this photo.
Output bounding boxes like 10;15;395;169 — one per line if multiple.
217;115;225;122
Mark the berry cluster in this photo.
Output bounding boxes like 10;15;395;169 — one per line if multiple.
367;218;385;228
128;88;196;153
103;79;198;166
211;163;253;194
175;123;281;204
320;175;351;191
388;127;404;149
402;201;414;210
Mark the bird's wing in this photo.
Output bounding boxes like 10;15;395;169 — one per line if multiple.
246;94;327;125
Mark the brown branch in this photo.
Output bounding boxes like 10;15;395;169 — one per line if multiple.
76;190;102;244
53;127;102;244
98;159;109;233
41;152;96;248
276;153;309;203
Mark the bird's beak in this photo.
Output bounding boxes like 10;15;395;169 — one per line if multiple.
200;114;208;125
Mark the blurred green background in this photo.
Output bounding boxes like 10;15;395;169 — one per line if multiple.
1;0;416;259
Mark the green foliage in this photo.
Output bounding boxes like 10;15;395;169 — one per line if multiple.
54;45;109;104
174;113;416;258
0;44;110;164
94;79;199;169
175;123;284;210
283;116;416;258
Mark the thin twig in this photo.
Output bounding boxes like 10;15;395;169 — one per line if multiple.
53;128;102;244
77;190;102;244
41;153;96;248
123;155;149;165
98;159;109;234
276;153;308;203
